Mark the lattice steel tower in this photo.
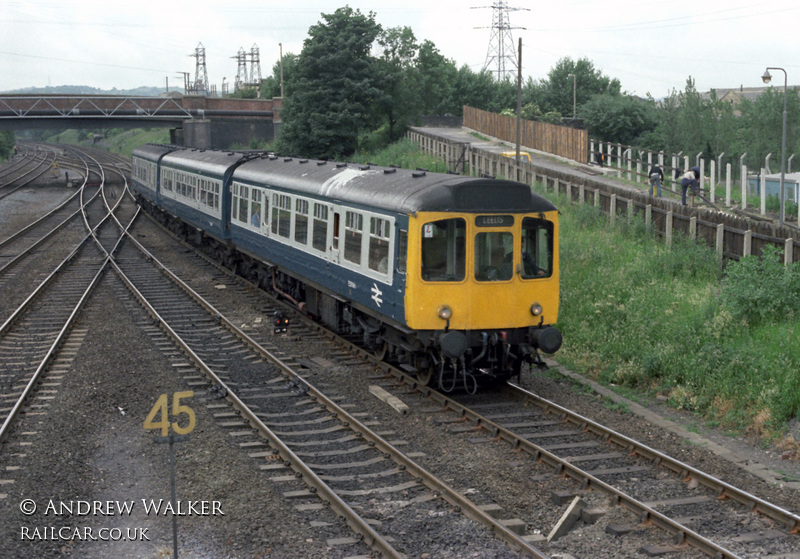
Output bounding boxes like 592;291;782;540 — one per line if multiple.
248;44;262;88
474;1;529;81
233;47;248;92
190;43;209;95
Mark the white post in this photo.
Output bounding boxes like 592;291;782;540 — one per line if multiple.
700;159;706;195
741;164;748;210
725;163;732;207
710;160;716;203
760;170;767;215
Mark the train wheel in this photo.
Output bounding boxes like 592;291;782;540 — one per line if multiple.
416;362;434;386
373;341;389;361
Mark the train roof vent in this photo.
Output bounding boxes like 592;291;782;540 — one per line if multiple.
412;171;426;178
383;168;397;174
316;160;327;166
336;163;347;168
416;167;429;172
446;170;459;175
269;155;278;160
299;159;308;164
283;157;293;162
481;173;495;179
359;165;370;171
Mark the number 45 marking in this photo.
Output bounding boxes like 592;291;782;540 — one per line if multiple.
143;391;196;437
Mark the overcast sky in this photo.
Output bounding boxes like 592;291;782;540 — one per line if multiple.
2;0;798;98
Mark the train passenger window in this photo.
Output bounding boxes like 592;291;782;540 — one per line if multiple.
521;217;553;278
368;217;391;274
312;203;328;252
295;199;309;244
344;211;363;265
421;218;465;282
475;232;513;281
237;185;249;224
250;189;262;228
271;194;291;238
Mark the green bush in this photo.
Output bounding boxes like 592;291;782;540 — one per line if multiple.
721;245;800;325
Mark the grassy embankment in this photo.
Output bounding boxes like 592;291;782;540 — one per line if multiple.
550;191;800;445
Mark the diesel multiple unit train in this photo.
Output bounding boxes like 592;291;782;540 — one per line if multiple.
131;144;562;392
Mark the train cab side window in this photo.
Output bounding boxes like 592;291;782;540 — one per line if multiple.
421;218;466;282
475;231;513;281
521;217;553;278
397;230;407;274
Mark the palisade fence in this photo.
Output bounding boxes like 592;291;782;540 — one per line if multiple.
406;126;800;265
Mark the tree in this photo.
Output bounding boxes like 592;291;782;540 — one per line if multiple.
416;40;458;116
580;94;657;146
373;26;419;142
260;52;298;99
278;7;382;159
539;57;621;116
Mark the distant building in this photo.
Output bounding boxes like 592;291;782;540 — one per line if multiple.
702;85;799;116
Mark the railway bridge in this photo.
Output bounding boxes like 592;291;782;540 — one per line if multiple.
0;94;281;149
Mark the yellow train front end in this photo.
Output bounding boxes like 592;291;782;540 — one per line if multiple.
404;209;562;389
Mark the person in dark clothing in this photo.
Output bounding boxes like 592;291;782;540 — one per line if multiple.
648;163;664;197
680;166;701;205
595;151;605;167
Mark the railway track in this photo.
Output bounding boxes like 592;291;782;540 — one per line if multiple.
108;215;552;557
2;145;797;557
129;211;800;558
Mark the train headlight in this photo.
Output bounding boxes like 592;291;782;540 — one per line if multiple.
438;305;452;320
530;302;543;317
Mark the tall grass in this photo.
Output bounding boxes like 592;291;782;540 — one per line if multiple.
551;192;800;440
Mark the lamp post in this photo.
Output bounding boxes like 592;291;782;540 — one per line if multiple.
567;73;576;119
761;67;787;227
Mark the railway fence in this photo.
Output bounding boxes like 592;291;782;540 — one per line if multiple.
406;127;800;265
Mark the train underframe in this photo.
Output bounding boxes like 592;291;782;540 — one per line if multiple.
144;200;557;393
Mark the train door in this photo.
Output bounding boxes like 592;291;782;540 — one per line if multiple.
329;208;342;264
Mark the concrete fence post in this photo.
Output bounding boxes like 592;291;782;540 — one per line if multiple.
760;170;766;216
741;164;748;210
610;194;617;223
666;211;673;247
690;216;697;239
594;188;600;208
710;160;716;203
744;230;752;257
645;204;652;227
786;238;794;265
716;223;725;256
726;163;732;207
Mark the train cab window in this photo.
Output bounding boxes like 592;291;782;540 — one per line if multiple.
368;217;391;274
421;218;466;282
475;231;513;281
295;199;309;244
521;217;553;278
312;203;328;252
344;211;363;265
